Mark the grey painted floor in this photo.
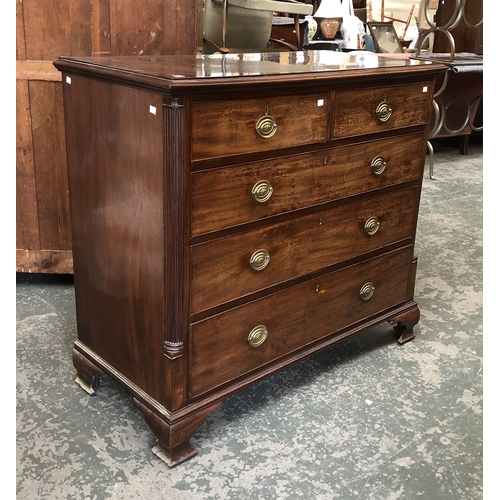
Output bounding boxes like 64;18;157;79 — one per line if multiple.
16;136;483;499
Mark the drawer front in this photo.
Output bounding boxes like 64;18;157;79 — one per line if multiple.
191;133;424;236
191;187;418;314
191;94;328;161
332;83;433;138
190;246;413;397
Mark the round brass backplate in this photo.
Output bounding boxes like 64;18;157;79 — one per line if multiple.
249;249;271;271
359;282;375;301
255;115;278;139
371;156;387;176
251;180;274;203
375;100;392;123
364;216;381;236
248;325;269;347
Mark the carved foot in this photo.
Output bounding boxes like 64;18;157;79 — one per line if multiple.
389;307;420;345
73;348;105;395
133;398;222;467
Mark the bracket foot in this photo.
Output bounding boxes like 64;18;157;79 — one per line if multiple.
73;348;105;395
389;307;420;345
133;398;222;467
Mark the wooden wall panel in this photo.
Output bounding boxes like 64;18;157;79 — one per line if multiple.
108;0;202;56
21;0;92;60
16;79;40;251
29;80;71;251
16;74;74;274
110;0;167;55
17;0;202;273
91;0;112;56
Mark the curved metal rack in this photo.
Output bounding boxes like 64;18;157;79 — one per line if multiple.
414;0;483;179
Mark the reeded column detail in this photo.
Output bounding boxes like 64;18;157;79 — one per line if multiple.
164;97;187;359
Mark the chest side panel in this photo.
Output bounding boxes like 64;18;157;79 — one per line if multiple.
63;75;166;401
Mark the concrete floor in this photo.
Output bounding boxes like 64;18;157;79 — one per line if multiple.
16;136;483;499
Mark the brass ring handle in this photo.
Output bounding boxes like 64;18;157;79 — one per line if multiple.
249;249;271;271
364;216;380;236
251;180;274;203
371;156;387;176
375;98;392;123
248;325;268;348
255;109;278;139
359;282;375;301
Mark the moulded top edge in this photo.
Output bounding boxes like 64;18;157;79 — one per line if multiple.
54;50;445;88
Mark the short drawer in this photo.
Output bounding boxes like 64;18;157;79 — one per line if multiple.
332;83;433;138
191;133;425;236
190;246;413;396
191;187;419;314
191;93;328;161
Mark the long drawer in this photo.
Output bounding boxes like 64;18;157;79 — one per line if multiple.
191;133;425;236
191;93;329;160
191;186;419;314
190;246;413;397
332;82;433;138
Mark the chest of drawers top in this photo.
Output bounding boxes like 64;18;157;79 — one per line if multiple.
55;51;442;89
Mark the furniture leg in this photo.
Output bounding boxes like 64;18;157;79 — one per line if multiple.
459;134;470;155
73;348;105;395
388;307;420;345
133;398;222;467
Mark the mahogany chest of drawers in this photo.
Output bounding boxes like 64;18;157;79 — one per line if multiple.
54;51;444;467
